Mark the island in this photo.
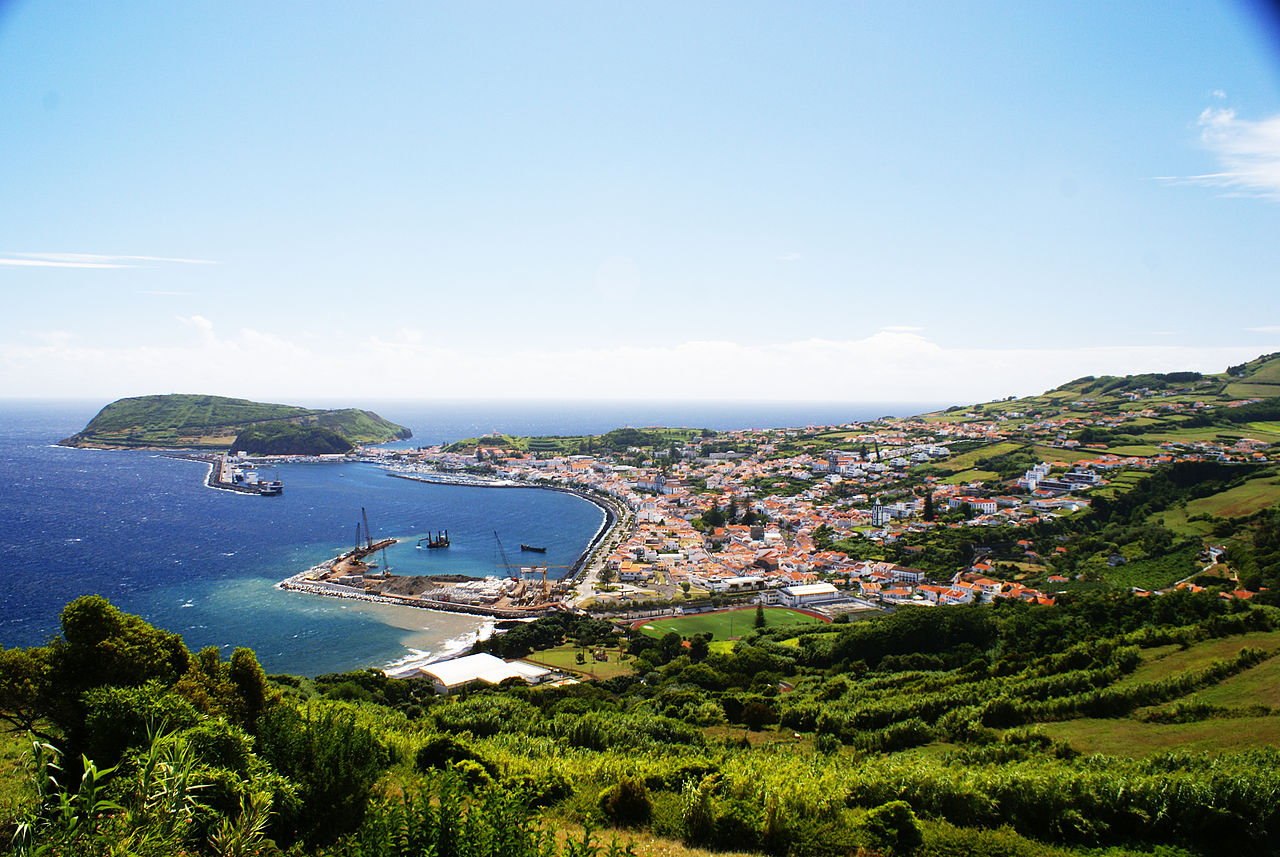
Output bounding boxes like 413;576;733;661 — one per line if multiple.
61;393;412;450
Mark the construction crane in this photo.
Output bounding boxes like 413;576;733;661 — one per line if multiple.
362;507;373;551
496;562;573;601
493;531;517;581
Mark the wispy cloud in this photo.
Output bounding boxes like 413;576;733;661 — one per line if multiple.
1246;324;1280;334
1167;107;1280;199
776;252;802;262
0;252;216;269
882;325;924;332
4;322;1271;404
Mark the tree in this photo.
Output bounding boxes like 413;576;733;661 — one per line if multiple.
923;492;935;522
688;634;711;663
755;603;766;629
257;705;387;847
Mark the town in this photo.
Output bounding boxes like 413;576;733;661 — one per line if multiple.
355;369;1276;617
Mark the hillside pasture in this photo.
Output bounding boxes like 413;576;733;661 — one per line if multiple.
1183;475;1280;519
1030;445;1095;463
939;468;998;485
1118;629;1280;686
1043;713;1280;757
1186;653;1280;708
636;607;827;640
932;440;1024;472
1225;381;1280;398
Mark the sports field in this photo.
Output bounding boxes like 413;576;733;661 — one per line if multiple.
636;607;828;640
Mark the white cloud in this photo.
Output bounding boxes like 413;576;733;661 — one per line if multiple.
0;252;216;269
1177;107;1280;199
776;252;802;262
1246;325;1280;334
1;324;1272;406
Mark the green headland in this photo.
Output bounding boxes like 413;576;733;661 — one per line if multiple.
60;393;412;451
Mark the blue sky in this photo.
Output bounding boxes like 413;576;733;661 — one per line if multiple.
2;1;1278;404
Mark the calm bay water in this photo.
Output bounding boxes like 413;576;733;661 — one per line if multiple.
0;398;939;675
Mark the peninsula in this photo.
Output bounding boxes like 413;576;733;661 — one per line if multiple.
61;393;412;450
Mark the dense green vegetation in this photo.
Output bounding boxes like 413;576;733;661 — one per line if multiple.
231;422;354;455
7;592;1280;856
63;394;411;449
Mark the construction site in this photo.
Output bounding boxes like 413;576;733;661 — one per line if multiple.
279;510;575;619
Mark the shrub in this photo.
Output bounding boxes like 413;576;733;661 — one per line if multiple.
860;800;923;855
598;776;653;828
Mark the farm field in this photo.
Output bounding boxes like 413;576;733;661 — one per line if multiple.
1030;444;1095;463
1187;654;1280;708
934;440;1024;472
940;468;998;485
1117;630;1280;686
1042;713;1280;757
1183;475;1280;519
636;607;828;640
1224;381;1280;398
1104;444;1163;457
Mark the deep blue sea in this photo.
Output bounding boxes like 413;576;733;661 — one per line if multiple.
0;399;940;675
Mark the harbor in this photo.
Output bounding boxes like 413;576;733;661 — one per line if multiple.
275;502;621;619
167;452;283;496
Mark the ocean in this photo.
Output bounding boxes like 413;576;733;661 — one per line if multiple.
0;398;941;675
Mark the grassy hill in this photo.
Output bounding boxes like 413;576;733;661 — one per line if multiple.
61;393;412;449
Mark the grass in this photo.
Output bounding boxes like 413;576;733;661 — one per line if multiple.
1118;629;1280;686
1155;506;1217;538
1243;421;1280;438
0;729;32;827
1030;445;1095;463
1043;713;1280;757
939;469;998;485
933;441;1024;472
1104;444;1163;457
1183;475;1280;519
637;608;827;640
1185;654;1280;709
522;644;636;680
1224;381;1280;398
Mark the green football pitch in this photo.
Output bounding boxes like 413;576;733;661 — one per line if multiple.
636;607;827;640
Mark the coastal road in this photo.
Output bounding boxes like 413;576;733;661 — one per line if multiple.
572;504;633;607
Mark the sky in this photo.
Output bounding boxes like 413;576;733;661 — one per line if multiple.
2;1;1279;406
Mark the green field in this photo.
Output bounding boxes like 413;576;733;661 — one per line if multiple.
1224;381;1280;398
1043;713;1280;757
520;644;635;680
1104;444;1163;457
1180;474;1280;519
939;468;998;485
933;440;1024;472
1118;630;1280;686
637;607;827;640
1031;445;1095;463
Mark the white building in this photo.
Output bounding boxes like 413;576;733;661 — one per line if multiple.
408;653;551;695
778;582;840;607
